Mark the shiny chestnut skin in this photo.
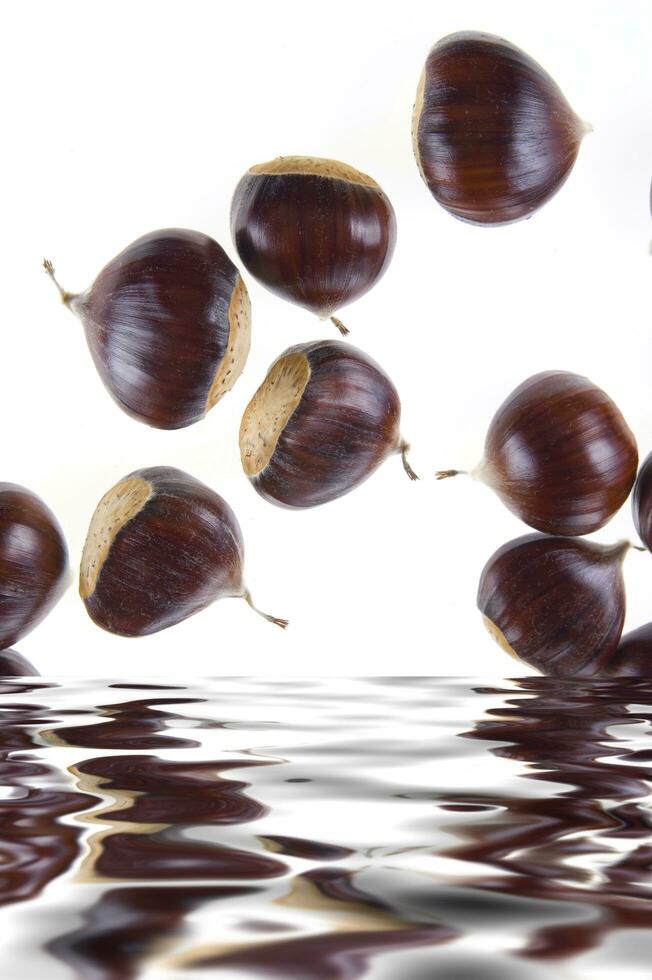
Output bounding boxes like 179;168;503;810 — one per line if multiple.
231;157;396;330
80;466;286;637
603;623;652;678
439;371;638;536
45;229;250;429
412;32;587;224
0;484;68;649
0;650;39;676
478;534;628;677
632;451;652;550
239;340;416;509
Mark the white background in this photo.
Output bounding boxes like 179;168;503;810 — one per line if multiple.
2;0;651;676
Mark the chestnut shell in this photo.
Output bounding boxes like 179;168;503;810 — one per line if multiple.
72;229;250;429
231;157;396;317
481;371;638;536
0;650;39;677
602;623;652;678
413;32;585;224
239;340;403;508
0;484;68;650
632;451;652;550
81;467;244;637
477;534;627;677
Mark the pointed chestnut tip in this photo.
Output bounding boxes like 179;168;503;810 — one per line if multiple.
398;441;419;481
242;589;288;629
330;316;350;337
43;257;76;308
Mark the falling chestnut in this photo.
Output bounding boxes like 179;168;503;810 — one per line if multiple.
603;623;652;678
239;340;417;508
44;229;251;429
0;484;68;649
478;534;629;677
437;371;637;536
230;156;396;335
80;466;287;637
412;32;588;224
632;451;652;551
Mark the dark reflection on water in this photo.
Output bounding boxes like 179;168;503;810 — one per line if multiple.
0;677;650;978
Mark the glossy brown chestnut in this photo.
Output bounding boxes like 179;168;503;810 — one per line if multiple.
230;156;396;334
602;623;652;677
80;466;286;637
0;484;68;650
438;371;637;535
239;340;417;508
477;534;628;677
412;32;588;224
0;650;39;676
632;451;652;551
44;229;251;428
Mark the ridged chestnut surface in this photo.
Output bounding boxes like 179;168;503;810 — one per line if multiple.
239;340;416;508
478;534;628;677
438;371;637;535
412;32;587;224
603;623;652;677
632;451;652;551
44;229;251;429
0;485;68;650
231;156;396;333
80;467;286;637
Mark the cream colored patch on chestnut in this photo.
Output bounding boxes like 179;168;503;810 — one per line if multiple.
239;352;311;477
249;156;379;188
411;68;426;179
206;275;252;412
80;477;153;599
482;614;522;664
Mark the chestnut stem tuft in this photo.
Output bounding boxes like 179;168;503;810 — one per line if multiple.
329;317;350;337
43;258;75;307
435;469;466;480
242;589;288;629
398;441;419;481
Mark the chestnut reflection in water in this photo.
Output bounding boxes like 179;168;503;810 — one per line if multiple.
0;695;98;907
449;679;652;959
72;754;286;882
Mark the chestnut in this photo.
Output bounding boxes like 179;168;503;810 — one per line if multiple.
632;451;652;551
44;229;251;429
603;623;652;677
477;534;629;677
0;484;68;650
437;371;637;536
412;32;588;224
230;156;396;334
80;466;286;637
239;340;417;508
0;650;39;677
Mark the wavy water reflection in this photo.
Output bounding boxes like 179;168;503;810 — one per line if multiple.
0;677;649;978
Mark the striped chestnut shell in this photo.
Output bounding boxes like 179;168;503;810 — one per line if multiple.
439;371;637;536
80;466;285;637
478;534;629;677
231;156;396;332
239;340;416;508
45;229;250;429
412;32;587;224
0;484;68;650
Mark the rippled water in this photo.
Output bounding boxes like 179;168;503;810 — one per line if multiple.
1;676;652;979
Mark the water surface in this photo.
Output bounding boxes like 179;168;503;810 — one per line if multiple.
1;676;651;978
